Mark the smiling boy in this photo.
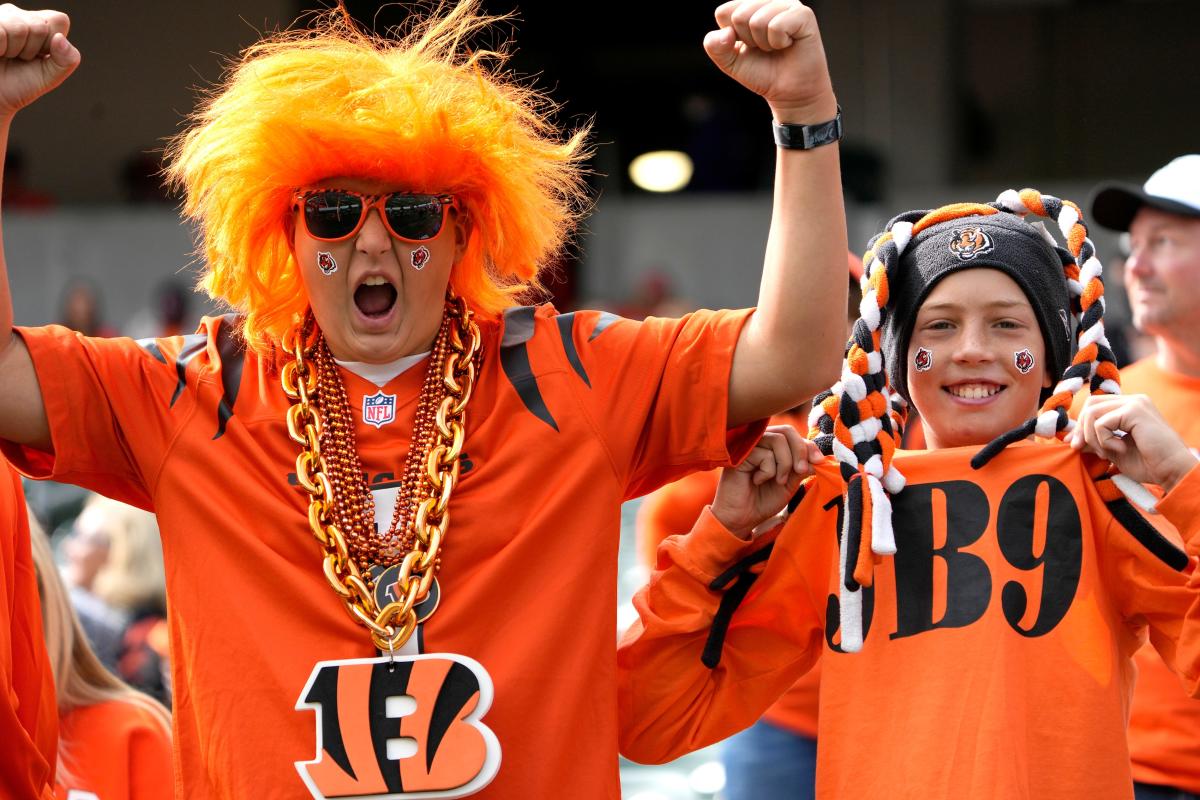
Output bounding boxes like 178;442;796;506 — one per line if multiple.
618;193;1200;800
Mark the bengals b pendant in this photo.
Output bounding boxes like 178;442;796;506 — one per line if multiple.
295;654;501;798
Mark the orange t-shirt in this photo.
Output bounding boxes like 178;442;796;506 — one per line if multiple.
55;700;172;800
1119;357;1200;793
635;412;820;739
0;457;58;800
3;305;761;800
619;442;1200;800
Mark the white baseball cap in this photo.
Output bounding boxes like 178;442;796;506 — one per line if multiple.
1091;154;1200;231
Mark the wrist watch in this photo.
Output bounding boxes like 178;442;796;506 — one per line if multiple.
772;105;843;150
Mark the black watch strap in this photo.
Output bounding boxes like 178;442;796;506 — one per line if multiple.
772;105;843;150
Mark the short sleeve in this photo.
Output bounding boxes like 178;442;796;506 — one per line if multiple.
0;325;196;508
561;308;766;498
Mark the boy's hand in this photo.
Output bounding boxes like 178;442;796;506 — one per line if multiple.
711;424;824;539
704;1;837;123
1070;394;1199;493
0;6;78;120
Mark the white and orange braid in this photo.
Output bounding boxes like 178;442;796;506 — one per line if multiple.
808;189;1125;653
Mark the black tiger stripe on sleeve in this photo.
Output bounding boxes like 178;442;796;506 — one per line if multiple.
212;314;246;439
500;306;559;431
588;311;621;342
169;334;209;408
555;312;590;388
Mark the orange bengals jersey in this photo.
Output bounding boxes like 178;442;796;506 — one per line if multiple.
2;305;761;800
1120;358;1200;793
619;442;1200;800
635;415;820;740
0;457;57;800
55;700;172;800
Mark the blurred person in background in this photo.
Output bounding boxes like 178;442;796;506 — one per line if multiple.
1;455;57;799
57;278;115;338
30;511;172;800
125;279;193;341
81;495;170;705
1091;154;1200;800
59;497;125;672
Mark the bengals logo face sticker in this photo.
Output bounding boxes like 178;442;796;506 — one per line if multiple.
1014;348;1035;374
296;654;501;799
411;246;431;271
914;347;933;372
318;251;338;276
947;227;994;261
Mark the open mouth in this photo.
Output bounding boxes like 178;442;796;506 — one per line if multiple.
353;276;399;319
943;382;1006;400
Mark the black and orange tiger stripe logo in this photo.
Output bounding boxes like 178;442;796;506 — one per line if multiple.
296;655;501;798
947;226;994;261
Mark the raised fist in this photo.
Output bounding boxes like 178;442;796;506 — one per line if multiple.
0;5;78;119
704;0;836;123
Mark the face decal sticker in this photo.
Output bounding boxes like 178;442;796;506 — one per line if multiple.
1014;348;1035;374
914;346;933;372
410;245;431;271
317;251;337;276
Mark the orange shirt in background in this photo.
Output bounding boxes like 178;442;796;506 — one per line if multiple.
0;457;57;800
620;442;1200;800
55;700;172;800
3;306;761;800
1120;357;1200;793
635;411;820;739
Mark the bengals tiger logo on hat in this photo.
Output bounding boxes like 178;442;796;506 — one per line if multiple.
296;654;501;798
948;227;994;261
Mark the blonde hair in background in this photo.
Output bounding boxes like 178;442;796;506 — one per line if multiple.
28;510;170;786
165;0;592;353
84;495;166;615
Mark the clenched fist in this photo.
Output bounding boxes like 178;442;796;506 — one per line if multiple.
0;5;78;119
704;0;836;123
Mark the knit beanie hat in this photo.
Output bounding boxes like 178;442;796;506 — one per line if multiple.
881;211;1074;405
806;189;1126;653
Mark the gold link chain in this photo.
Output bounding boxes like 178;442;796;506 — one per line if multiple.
281;292;480;651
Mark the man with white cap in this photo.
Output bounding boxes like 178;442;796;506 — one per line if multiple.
1092;154;1200;800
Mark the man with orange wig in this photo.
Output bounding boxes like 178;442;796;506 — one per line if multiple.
0;1;847;797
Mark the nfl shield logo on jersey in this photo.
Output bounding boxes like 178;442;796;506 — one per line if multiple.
362;391;397;429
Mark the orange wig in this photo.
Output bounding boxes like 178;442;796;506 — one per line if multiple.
165;1;591;353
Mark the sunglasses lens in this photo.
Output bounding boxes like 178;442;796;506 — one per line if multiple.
384;194;445;241
303;191;364;240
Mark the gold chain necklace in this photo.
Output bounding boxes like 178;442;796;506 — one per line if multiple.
281;291;481;651
312;317;450;570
